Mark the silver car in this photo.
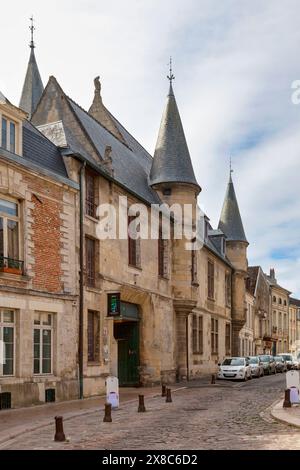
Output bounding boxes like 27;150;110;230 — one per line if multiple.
274;355;287;373
247;356;264;378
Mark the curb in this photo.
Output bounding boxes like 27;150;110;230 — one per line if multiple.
270;399;300;429
0;386;186;448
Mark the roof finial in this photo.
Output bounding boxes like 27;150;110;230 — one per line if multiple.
29;15;35;49
167;56;175;84
229;156;233;181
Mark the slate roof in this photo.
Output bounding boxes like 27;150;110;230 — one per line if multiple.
22;120;68;178
149;83;200;190
65;96;161;204
247;266;260;295
290;297;300;308
19;47;44;117
218;174;248;243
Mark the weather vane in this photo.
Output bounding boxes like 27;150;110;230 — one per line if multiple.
230;156;234;177
167;57;175;84
29;15;35;49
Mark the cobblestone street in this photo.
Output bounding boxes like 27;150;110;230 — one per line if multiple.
2;373;300;450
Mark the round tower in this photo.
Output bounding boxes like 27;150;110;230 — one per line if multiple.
150;75;201;380
218;171;248;356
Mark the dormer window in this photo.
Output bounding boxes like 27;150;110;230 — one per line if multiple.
1;116;16;153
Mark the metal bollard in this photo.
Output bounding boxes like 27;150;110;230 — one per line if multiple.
161;384;167;397
166;388;172;403
103;402;112;422
138;395;146;412
54;416;66;442
283;389;292;408
211;374;216;384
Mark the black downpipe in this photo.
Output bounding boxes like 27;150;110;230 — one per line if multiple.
79;162;86;399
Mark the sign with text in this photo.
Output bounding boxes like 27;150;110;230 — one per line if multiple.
107;293;121;317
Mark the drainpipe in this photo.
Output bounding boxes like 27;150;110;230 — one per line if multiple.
186;315;190;381
79;162;86;399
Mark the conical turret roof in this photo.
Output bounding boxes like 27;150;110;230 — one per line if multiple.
19;46;44;117
149;83;199;190
218;173;248;243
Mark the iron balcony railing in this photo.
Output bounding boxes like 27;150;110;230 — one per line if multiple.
0;256;24;274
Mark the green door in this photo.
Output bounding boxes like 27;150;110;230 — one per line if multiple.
117;322;139;386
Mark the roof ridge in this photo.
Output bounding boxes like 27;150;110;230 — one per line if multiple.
106;108;153;162
65;94;133;152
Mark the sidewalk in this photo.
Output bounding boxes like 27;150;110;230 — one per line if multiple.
271;399;300;428
0;385;166;446
0;374;230;447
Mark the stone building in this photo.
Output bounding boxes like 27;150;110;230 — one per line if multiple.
0;31;252;406
0;91;78;407
289;298;300;355
246;266;272;355
239;290;255;356
266;269;291;354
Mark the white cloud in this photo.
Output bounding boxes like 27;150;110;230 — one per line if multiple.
1;0;300;295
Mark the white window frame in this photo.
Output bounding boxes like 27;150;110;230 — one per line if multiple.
0;196;21;262
1;115;17;153
33;312;54;376
0;309;15;377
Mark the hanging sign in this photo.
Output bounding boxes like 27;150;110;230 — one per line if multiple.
107;293;121;317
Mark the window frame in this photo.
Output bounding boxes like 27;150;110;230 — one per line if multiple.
33;312;53;376
192;314;203;355
128;215;141;268
87;310;101;363
211;317;219;355
0;309;15;377
0;196;21;267
207;260;215;300
85;237;96;287
1;115;17;154
85;169;98;219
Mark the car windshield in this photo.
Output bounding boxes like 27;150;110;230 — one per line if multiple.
222;358;244;366
274;356;283;362
282;355;293;361
260;355;270;362
249;357;259;364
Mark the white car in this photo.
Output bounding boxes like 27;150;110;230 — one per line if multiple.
217;357;252;381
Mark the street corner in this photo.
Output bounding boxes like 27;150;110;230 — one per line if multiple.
271;399;300;429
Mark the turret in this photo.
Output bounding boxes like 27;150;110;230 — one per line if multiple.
218;169;248;355
19;17;44;118
150;63;200;380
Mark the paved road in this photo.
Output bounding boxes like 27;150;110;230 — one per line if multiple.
2;373;300;450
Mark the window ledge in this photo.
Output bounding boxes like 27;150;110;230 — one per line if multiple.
0;272;30;282
207;297;215;302
85;286;101;294
85;214;99;223
192;282;199;287
87;362;102;366
159;275;169;281
128;264;142;271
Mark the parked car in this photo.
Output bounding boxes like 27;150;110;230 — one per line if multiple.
217;357;252;381
274;355;287;373
247;356;264;378
277;353;294;370
259;355;276;375
292;357;300;370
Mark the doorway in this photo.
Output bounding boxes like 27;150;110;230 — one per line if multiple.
114;320;140;386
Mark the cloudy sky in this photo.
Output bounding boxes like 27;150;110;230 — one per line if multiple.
1;0;299;296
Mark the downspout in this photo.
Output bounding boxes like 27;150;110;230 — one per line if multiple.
186;315;190;381
79;161;86;399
